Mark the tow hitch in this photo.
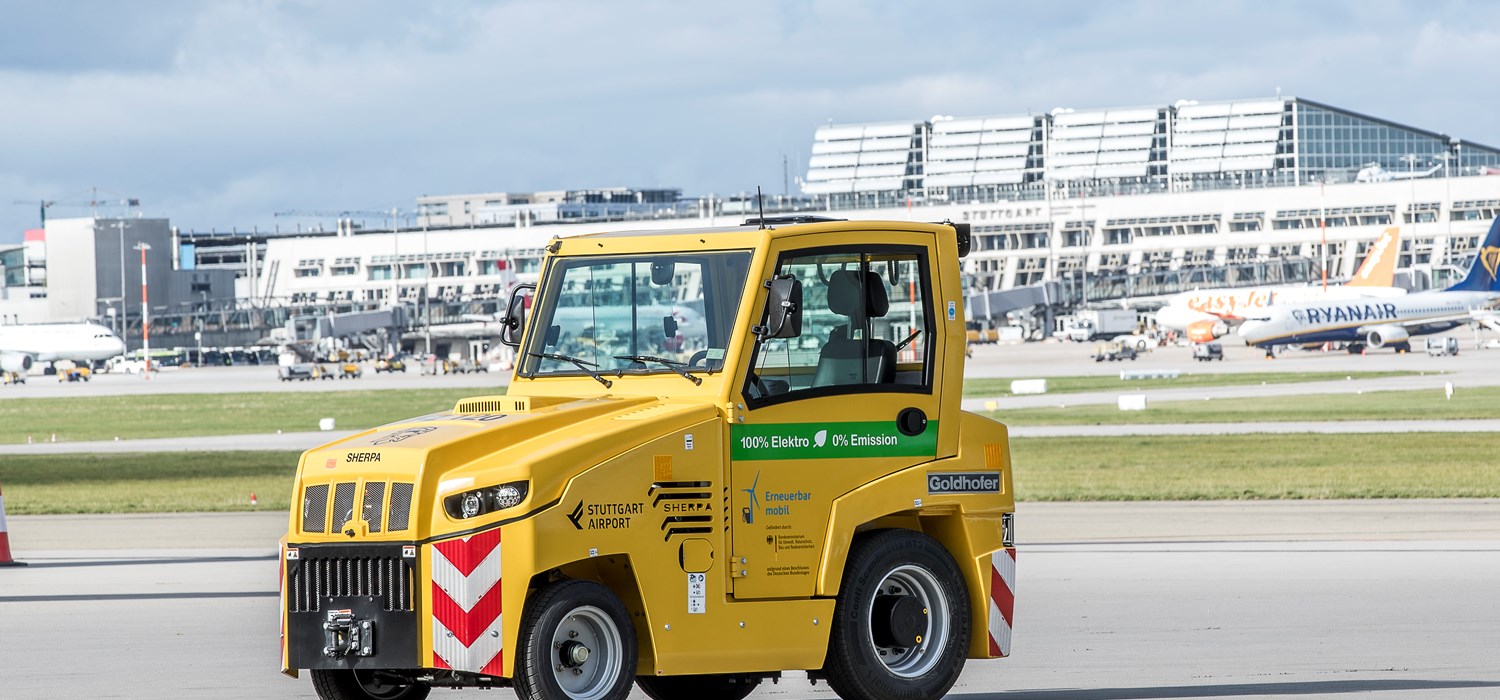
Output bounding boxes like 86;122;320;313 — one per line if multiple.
323;609;375;658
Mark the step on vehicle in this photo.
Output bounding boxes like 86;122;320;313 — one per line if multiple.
280;218;1018;700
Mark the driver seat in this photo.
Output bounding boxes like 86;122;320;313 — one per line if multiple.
814;269;896;386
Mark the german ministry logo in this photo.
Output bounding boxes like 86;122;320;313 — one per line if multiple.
927;471;1000;494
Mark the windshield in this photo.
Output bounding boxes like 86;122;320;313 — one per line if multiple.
520;251;753;378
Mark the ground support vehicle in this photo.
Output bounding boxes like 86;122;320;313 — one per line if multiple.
375;356;409;373
279;364;316;382
1065;309;1136;341
59;366;92;381
1092;341;1137;362
280;219;1018;700
1425;337;1459;356
1192;342;1224;361
339;363;364;379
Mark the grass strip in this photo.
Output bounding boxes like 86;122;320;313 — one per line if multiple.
0;388;493;444
3;432;1497;514
1012;433;1500;500
963;370;1424;397
0;373;1426;444
987;385;1500;425
0;451;302;515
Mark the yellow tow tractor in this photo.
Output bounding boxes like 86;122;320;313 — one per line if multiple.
279;217;1018;700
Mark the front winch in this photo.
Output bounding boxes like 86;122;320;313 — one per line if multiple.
323;609;375;658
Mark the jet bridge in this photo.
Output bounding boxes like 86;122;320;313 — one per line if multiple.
285;306;408;357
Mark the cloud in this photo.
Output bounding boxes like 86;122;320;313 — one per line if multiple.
2;0;1499;240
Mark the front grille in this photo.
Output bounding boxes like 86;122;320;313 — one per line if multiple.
302;484;329;533
287;552;415;613
301;481;416;535
332;482;357;533
362;482;386;533
389;483;414;532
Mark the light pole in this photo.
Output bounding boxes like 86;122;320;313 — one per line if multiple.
134;242;151;378
423;222;432;357
111;220;130;336
1400;153;1419;265
1435;149;1454;267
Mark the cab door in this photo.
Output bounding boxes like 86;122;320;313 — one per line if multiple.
727;238;942;600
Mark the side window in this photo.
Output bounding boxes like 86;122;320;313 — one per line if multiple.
744;247;931;404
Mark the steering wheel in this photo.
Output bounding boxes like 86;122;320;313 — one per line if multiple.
688;350;710;368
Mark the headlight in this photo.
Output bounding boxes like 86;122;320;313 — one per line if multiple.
444;481;530;520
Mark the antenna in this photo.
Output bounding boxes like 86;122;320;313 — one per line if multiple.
756;186;767;229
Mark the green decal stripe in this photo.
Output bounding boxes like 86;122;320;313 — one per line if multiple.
732;421;938;461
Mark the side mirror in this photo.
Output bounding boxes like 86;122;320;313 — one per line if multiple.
754;274;802;340
662;315;678;339
499;283;536;348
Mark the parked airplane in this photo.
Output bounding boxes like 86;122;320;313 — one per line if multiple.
1156;226;1406;342
0;322;127;373
1238;218;1500;353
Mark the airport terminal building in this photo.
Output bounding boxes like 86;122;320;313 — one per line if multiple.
251;96;1500;303
6;95;1499;353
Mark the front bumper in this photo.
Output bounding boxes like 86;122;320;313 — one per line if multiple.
284;542;421;671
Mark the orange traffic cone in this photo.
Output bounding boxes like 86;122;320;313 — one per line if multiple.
0;483;26;567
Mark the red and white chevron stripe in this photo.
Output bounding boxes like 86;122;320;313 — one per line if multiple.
431;529;504;674
987;547;1016;657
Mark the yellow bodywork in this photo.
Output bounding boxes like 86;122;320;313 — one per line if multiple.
280;220;1015;679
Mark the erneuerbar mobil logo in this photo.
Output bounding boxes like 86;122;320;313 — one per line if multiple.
927;471;1000;494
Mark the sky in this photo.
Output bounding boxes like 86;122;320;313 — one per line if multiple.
2;0;1499;242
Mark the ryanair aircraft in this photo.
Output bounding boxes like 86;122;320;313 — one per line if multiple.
1238;217;1500;354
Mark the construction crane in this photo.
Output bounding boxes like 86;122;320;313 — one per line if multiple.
10;187;139;227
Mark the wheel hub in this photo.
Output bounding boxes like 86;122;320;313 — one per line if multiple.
559;640;591;668
872;594;927;648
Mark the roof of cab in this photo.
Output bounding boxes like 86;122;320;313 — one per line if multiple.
550;219;953;255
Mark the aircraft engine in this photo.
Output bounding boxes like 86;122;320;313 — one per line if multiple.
0;351;33;374
1185;319;1228;343
1363;325;1410;349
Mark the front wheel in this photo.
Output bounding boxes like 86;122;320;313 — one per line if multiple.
636;673;761;700
514;580;637;700
310;669;429;700
824;529;970;700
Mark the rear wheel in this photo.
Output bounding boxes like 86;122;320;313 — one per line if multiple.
310;669;429;700
824;529;969;700
514;580;637;700
636;673;761;700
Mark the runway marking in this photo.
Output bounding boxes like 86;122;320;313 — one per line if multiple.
0;591;276;603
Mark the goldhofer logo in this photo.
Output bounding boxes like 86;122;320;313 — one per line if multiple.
928;471;1000;494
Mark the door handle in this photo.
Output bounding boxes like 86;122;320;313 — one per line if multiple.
896;407;927;436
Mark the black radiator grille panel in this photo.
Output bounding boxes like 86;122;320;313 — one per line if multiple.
287;555;414;613
388;483;414;532
361;482;386;533
302;484;328;533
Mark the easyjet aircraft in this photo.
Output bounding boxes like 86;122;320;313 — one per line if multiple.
1155;226;1406;342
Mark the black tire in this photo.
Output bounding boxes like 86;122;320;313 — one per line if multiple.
309;669;430;700
514;580;637;700
824;529;970;700
636;673;761;700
